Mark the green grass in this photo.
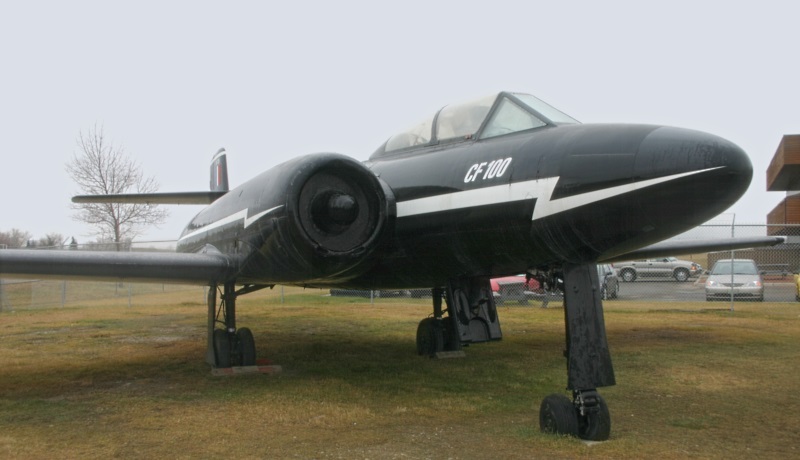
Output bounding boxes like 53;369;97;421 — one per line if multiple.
0;290;798;458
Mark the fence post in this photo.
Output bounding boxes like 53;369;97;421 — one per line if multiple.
61;280;67;308
729;214;735;312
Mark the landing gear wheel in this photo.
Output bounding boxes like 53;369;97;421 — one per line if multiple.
577;394;611;441
236;327;256;366
539;394;578;436
213;329;232;368
416;318;443;357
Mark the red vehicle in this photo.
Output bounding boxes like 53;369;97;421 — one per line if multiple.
490;274;542;303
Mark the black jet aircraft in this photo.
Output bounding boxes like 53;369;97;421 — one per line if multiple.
0;92;783;440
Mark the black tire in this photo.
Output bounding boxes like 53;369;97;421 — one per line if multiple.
674;268;690;282
540;394;578;436
213;329;232;368
236;327;256;366
620;269;636;282
416;318;443;357
577;394;611;441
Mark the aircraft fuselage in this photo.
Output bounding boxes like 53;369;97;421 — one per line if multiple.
176;122;751;289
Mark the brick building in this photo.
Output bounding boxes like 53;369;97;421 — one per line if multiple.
767;135;800;235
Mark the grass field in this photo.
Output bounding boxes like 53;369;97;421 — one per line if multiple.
1;288;798;459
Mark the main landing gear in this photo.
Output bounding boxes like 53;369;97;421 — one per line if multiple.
206;281;269;368
416;277;502;357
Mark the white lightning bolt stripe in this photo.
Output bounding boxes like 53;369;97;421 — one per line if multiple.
396;180;544;218
531;166;722;220
395;167;722;220
178;205;283;242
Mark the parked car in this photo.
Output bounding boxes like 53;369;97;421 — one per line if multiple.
614;257;701;282
492;266;618;303
491;274;541;304
705;259;764;302
597;264;620;300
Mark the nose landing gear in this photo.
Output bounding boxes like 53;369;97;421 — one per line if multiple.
538;264;615;441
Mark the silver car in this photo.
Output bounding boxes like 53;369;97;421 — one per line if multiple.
615;257;701;282
705;259;764;302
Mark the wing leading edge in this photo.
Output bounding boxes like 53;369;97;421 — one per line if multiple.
0;248;236;285
600;236;786;264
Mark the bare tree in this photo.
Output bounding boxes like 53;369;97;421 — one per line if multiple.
37;233;65;248
0;228;31;248
66;126;168;248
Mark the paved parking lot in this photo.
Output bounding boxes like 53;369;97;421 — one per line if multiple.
618;278;797;302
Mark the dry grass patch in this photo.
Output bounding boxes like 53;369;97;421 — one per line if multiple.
0;290;798;459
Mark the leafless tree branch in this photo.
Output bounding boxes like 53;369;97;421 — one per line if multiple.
66;125;168;247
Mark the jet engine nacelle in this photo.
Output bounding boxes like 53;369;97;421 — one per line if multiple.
245;153;395;285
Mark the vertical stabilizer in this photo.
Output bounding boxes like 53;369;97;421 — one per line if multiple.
210;148;229;192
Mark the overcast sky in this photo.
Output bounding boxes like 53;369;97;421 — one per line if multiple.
2;1;798;245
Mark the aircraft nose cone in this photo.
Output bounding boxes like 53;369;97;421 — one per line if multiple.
636;126;752;178
634;126;752;219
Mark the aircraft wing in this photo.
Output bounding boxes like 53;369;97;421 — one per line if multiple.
72;191;228;205
0;248;237;285
600;236;786;263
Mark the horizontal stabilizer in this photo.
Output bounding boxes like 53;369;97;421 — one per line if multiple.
72;191;228;205
600;236;786;263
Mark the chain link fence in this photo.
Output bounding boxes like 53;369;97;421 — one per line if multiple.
333;223;800;308
2;224;799;310
606;223;799;305
0;279;201;311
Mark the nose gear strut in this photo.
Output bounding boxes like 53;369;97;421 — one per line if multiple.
539;264;614;441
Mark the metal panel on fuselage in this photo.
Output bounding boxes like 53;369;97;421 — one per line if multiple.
365;132;545;287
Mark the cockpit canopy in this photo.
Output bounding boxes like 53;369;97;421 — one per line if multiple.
372;91;579;158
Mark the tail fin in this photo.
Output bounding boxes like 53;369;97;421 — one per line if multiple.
210;148;229;192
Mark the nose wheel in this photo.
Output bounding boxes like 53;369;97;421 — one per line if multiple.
539;390;610;441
